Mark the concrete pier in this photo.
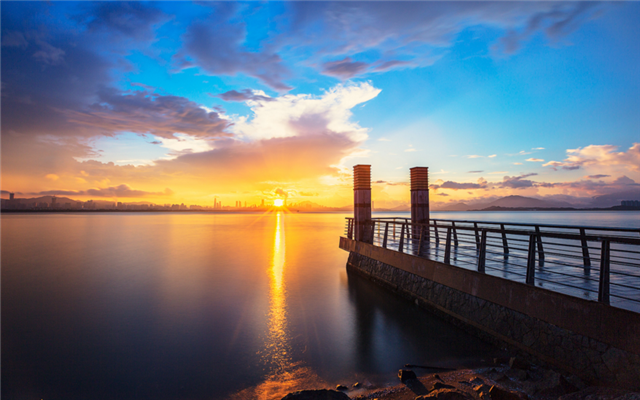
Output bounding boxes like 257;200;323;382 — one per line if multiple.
340;164;640;389
353;165;372;243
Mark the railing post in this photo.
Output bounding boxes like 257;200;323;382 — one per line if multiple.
500;223;509;255
598;240;610;305
398;223;406;253
526;234;536;285
382;222;389;248
580;228;591;269
452;221;459;247
417;224;425;256
347;219;353;239
433;220;439;243
478;229;487;273
444;227;452;264
474;222;480;251
535;225;545;265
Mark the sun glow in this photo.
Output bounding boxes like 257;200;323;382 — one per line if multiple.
274;199;284;207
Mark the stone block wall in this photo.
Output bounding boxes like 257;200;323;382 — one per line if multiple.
347;251;640;389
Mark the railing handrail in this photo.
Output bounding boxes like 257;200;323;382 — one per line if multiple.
346;216;640;235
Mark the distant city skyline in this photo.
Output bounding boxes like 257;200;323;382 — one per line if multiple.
2;2;639;208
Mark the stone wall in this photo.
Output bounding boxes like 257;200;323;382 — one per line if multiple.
346;250;640;389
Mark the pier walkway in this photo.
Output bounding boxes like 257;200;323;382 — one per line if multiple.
345;217;640;313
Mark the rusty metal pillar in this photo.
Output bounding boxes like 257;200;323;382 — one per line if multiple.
354;164;372;243
410;167;430;242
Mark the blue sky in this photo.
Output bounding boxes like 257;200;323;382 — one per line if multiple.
2;1;639;207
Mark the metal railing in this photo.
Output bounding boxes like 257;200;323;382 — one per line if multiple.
345;217;640;313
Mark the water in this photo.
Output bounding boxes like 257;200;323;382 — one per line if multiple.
3;211;637;399
2;211;502;400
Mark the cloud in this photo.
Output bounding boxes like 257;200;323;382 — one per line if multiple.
86;184;173;198
79;2;167;41
405;148;417;152
499;173;538;189
526;158;544;162
468;170;484;173
430;177;488;191
175;3;291;91
66;88;231;139
533;147;545;150
46;174;60;181
372;60;412;72
233;82;380;142
321;57;369;79
466;155;483;159
488;154;497;158
543;143;640;173
217;89;273;103
585;174;610;179
287;2;606;79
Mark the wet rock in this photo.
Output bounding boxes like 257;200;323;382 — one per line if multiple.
416;388;473;400
398;369;417;382
489;385;529;400
281;389;350;400
335;384;348;391
353;382;362;388
505;368;528;382
559;387;635;400
469;377;484;386
473;384;491;394
429;382;454;392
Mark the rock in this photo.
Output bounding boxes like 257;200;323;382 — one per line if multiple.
488;385;529;400
469;377;484;386
416;388;473;400
353;382;361;388
399;369;417;382
335;384;348;391
429;382;454;392
473;384;491;394
536;375;579;397
281;389;351;400
508;357;530;370
505;368;528;382
559;387;634;400
433;374;443;381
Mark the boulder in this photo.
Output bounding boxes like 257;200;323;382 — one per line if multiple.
281;389;351;400
429;382;454;391
335;384;348;391
489;385;529;400
398;369;417;382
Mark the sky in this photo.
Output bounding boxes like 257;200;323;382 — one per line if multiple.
2;1;639;208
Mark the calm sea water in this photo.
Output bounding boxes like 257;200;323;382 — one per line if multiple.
2;211;637;399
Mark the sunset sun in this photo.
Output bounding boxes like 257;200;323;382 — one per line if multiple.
274;199;284;207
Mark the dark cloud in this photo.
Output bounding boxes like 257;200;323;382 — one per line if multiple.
217;89;273;103
79;2;167;41
287;1;607;79
34;190;85;196
437;193;450;197
586;174;610;179
468;170;484;174
175;3;291;91
66;88;231;139
321;58;369;79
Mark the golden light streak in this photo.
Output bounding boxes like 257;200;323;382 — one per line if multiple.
264;211;290;371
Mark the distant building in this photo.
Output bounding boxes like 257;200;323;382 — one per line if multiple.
9;193;15;200
622;200;640;207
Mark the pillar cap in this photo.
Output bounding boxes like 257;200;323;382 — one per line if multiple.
410;166;429;191
354;164;371;190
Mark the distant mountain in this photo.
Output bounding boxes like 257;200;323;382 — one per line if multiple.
476;195;574;210
590;190;640;208
437;202;471;211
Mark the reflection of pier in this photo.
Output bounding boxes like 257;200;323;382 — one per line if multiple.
340;164;640;389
